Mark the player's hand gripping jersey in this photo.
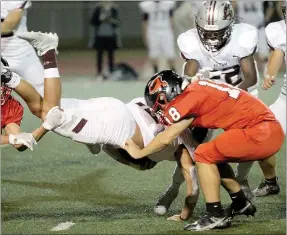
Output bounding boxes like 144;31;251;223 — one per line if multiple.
163;80;275;130
177;23;258;87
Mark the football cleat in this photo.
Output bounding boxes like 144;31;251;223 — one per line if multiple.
253;179;280;197
17;31;59;56
184;213;229;231
154;187;179;215
239;179;255;202
225;199;257;218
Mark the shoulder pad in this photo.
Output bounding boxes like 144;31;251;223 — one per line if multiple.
235;23;259;58
177;29;200;60
265;21;286;50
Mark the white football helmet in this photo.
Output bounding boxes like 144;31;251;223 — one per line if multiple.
195;1;235;52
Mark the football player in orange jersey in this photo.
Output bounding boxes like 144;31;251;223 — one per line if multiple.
123;70;284;231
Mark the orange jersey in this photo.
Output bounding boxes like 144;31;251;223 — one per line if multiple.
163;80;276;130
1;96;24;129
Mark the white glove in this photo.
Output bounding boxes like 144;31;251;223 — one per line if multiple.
9;133;37;150
42;106;65;131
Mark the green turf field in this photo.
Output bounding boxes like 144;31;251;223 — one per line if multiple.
1;75;286;234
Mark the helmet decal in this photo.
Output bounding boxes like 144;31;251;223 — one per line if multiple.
223;3;233;20
148;75;168;95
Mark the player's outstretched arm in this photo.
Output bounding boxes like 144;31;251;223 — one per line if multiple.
122;118;194;159
2;123;36;151
262;49;284;90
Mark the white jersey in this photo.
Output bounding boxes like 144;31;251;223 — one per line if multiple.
236;1;264;28
56;97;136;147
126;97;195;162
265;20;286;96
178;23;259;87
139;1;175;30
1;1;34;58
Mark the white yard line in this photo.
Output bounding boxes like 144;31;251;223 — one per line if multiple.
50;222;76;232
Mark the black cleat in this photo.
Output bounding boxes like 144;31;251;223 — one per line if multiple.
184;213;229;231
253;180;280;197
225;200;257;218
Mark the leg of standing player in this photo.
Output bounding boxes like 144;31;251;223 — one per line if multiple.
253;94;286;196
185;121;284;231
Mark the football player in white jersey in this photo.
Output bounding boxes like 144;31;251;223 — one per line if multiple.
177;1;260;200
232;1;269;61
139;1;177;74
1;31;200;222
1;1;44;95
253;4;286;197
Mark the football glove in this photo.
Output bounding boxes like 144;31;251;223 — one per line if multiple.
42;106;65;130
9;133;37;150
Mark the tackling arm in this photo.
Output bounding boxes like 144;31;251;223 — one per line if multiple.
122;118;194;159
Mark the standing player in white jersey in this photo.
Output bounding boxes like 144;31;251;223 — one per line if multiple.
1;31;201;221
1;1;44;95
176;1;261;200
233;1;269;62
139;1;177;74
253;4;286;197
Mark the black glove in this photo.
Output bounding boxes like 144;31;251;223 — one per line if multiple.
1;57;12;83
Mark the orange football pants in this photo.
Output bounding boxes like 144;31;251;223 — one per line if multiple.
195;121;285;164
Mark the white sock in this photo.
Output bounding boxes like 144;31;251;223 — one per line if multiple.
6;72;21;89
